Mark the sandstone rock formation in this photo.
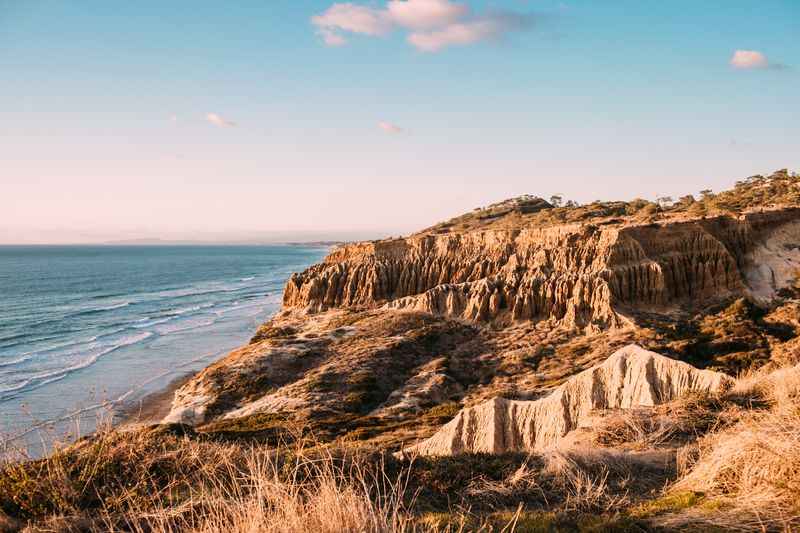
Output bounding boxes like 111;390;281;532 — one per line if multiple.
162;178;800;437
283;209;800;329
402;345;734;456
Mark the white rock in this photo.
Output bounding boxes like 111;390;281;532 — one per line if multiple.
403;345;733;456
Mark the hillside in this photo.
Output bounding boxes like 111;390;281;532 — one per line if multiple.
3;169;800;532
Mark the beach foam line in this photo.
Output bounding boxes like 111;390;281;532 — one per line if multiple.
0;347;225;446
214;300;270;316
132;317;173;329
0;379;31;394
158;302;216;317
0;331;153;403
14;331;118;360
154;317;216;335
0;331;87;356
0;354;34;368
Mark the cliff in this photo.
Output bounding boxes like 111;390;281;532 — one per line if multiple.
163;171;800;443
284;209;800;329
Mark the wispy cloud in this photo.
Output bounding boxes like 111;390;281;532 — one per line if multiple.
387;0;467;30
312;3;393;44
729;50;787;70
319;27;348;46
378;121;404;133
408;13;531;52
312;0;533;51
206;112;236;127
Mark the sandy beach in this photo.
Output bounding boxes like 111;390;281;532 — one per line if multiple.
118;372;195;426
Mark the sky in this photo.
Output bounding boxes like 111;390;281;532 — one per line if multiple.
1;0;798;244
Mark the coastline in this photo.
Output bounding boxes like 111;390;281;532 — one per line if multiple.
0;244;329;453
117;372;195;426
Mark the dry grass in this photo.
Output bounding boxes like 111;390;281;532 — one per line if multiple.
459;447;672;518
539;451;627;513
6;359;800;531
730;362;800;407
666;364;800;531
592;393;732;450
0;424;663;532
102;450;417;533
0;424;426;533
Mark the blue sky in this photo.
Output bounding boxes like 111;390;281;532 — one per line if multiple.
1;0;798;243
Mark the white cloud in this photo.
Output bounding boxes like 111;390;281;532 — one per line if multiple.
408;14;524;52
206;113;236;127
312;0;532;51
319;27;348;46
311;3;393;47
730;50;769;70
378;121;403;133
387;0;467;30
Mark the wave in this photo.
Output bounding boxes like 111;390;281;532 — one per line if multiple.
0;354;34;368
159;302;216;317
0;344;231;445
0;331;153;402
132;317;173;329
0;331;85;357
150;280;269;301
154;317;216;335
14;333;108;361
0;379;31;394
241;293;264;301
214;300;268;316
89;292;131;300
67;301;131;318
3;298;227;367
0;332;28;344
2;320;83;337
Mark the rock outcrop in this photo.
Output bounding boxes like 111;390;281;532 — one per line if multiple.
283;209;800;329
162;179;800;437
402;345;734;456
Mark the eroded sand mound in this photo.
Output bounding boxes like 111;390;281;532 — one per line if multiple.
403;345;734;456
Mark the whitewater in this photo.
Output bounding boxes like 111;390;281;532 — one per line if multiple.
0;245;326;450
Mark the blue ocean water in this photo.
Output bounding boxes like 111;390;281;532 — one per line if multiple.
0;245;326;448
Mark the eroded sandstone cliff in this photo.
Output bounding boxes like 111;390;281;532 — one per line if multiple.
283;209;800;329
163;174;800;447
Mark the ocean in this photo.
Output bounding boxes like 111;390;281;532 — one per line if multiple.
0;245;326;451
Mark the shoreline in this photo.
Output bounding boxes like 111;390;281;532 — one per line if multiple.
117;372;195;426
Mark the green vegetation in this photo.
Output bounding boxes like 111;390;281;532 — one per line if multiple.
250;324;298;344
423;169;799;235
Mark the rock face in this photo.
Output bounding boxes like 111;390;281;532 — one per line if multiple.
283;209;800;329
162;187;800;436
745;219;800;301
403;345;734;456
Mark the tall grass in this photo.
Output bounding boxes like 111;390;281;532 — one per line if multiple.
103;446;417;533
670;363;800;531
6;363;800;531
0;423;428;533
